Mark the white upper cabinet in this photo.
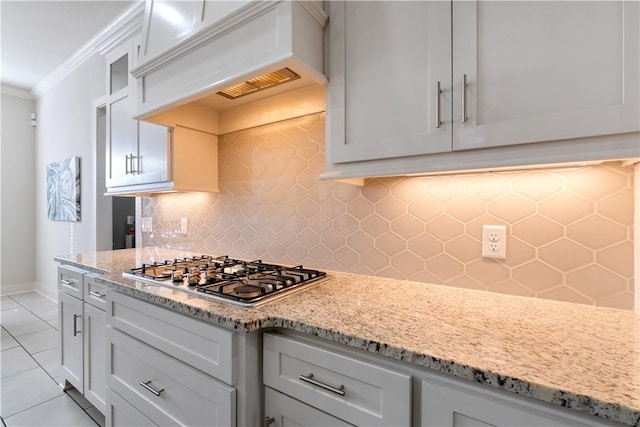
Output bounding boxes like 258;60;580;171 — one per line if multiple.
454;0;640;151
103;33;218;195
324;0;640;179
105;36;172;192
328;1;452;164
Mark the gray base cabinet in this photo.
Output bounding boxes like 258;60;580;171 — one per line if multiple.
420;374;620;427
264;387;350;427
83;303;106;411
58;266;107;414
263;332;411;427
105;291;240;427
107;388;156;427
59;287;84;390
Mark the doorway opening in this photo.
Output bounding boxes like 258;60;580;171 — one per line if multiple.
112;197;135;249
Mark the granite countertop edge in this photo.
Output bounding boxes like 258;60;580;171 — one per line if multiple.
55;253;640;427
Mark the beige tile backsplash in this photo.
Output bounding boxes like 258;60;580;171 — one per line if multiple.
142;113;636;309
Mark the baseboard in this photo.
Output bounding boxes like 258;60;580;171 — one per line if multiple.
0;282;37;296
0;282;57;303
35;283;57;302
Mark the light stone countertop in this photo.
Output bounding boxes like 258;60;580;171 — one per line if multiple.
55;248;640;426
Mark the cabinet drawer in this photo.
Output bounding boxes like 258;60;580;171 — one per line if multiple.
107;327;236;427
107;291;234;384
84;275;107;310
58;265;85;299
265;387;351;427
107;389;156;427
421;376;611;427
263;333;411;427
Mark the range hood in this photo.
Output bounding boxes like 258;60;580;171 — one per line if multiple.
131;0;328;125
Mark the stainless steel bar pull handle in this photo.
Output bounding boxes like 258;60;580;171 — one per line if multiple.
461;74;468;124
139;380;164;397
60;279;71;286
125;154;131;175
89;291;105;299
435;81;442;128
72;314;81;337
299;373;346;396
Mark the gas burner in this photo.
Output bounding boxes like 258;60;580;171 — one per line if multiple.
233;285;263;298
123;255;328;307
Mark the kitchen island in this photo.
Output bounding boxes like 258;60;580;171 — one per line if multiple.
55;248;640;427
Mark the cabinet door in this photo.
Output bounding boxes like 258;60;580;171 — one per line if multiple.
106;90;137;188
135;121;171;185
421;378;599;427
264;387;352;427
453;0;640;151
83;303;106;414
59;291;83;391
327;1;452;165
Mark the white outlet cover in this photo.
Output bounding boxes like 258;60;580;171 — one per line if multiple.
482;225;506;259
141;217;153;232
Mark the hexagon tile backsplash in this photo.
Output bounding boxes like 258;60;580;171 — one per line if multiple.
143;113;636;309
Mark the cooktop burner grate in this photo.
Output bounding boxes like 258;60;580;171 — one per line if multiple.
123;255;327;307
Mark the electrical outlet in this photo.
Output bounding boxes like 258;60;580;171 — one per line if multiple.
482;225;506;259
180;217;188;235
141;217;153;233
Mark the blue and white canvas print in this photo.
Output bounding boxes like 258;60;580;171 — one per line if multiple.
47;156;80;221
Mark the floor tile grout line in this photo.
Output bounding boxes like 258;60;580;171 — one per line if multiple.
1;292;101;427
2;297;62;385
6;294;59;332
5;290;57;304
1;393;65;421
1;307;60;385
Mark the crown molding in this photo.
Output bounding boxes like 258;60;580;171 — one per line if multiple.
95;1;146;57
32;1;145;99
297;1;328;29
1;85;35;100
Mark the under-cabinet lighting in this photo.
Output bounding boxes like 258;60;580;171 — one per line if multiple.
404;160;622;178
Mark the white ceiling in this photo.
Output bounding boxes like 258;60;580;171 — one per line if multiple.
1;0;136;93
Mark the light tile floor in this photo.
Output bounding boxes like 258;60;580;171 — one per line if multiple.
1;292;104;427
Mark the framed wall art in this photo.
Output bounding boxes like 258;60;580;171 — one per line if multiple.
47;156;81;221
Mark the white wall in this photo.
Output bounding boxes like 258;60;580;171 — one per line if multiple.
0;90;36;294
34;54;106;298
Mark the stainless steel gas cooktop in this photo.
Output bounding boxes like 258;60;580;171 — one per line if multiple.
122;255;328;307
